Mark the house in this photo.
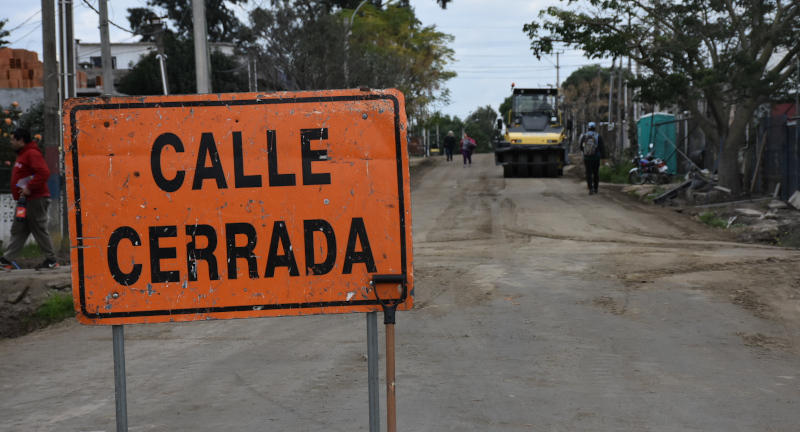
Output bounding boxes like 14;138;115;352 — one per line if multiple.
75;41;236;95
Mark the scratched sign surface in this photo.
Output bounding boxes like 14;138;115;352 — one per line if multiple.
63;89;413;325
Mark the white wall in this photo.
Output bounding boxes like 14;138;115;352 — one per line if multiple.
77;42;237;70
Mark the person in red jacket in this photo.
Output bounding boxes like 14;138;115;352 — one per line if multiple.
0;128;59;270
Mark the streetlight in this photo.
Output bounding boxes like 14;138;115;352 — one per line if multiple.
462;119;478;139
343;0;370;85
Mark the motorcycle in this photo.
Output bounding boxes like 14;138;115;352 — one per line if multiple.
628;143;671;185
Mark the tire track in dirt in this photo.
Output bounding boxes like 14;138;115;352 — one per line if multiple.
615;256;798;283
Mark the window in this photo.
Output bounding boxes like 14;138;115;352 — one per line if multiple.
89;56;117;69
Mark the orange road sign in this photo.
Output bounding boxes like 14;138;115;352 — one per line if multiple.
63;89;413;325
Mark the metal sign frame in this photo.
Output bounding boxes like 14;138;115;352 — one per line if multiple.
63;89;413;325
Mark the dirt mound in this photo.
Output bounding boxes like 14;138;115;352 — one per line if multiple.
0;272;72;339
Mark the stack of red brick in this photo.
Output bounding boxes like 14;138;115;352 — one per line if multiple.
0;48;44;88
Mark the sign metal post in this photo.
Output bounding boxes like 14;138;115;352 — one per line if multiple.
112;325;128;432
367;311;380;432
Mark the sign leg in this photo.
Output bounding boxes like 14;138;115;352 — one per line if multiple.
112;324;128;432
385;322;396;432
367;312;380;432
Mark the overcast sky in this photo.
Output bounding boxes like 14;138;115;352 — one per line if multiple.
4;0;611;119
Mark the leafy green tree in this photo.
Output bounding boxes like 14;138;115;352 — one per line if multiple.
464;105;499;153
249;1;455;120
524;0;800;193
18;101;44;141
118;33;248;95
126;8;162;43
0;102;44;192
345;3;456;119
424;111;464;151
0;103;24;164
323;0;452;9
249;1;347;91
127;0;250;43
498;96;512;124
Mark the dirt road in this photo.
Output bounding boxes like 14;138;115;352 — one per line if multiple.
2;153;799;431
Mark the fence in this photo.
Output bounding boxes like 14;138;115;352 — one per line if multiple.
749;115;799;200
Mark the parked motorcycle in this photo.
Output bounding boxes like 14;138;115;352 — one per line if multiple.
628;144;671;185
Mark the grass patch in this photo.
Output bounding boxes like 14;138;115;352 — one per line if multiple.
32;293;75;325
772;228;800;248
599;160;635;184
0;243;44;259
643;186;666;202
699;211;728;228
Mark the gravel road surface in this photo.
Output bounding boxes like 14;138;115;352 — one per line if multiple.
2;153;799;431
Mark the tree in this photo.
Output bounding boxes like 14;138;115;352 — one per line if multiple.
345;3;456;119
127;0;250;43
249;1;348;91
525;0;800;193
0;103;24;165
464;105;499;153
498;96;512;123
561;65;610;130
322;0;454;9
0;19;10;47
424;111;464;151
249;1;455;120
118;33;248;95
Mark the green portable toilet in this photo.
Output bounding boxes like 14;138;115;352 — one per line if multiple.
637;113;677;175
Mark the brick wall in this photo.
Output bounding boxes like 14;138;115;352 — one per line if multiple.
0;48;44;89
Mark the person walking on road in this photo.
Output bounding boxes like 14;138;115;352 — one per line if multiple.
579;122;606;195
443;130;456;162
0;128;60;270
461;132;476;167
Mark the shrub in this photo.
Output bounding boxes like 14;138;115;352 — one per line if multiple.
33;293;75;324
599;160;635;184
699;211;728;228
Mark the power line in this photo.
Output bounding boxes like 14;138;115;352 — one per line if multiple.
10;23;43;44
454;65;559;69
6;10;42;33
79;0;139;35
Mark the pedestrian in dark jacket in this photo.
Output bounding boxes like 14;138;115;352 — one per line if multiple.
579;122;606;195
1;128;59;270
443;131;456;161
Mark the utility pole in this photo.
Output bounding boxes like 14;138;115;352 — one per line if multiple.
795;58;799;194
58;0;75;251
58;0;75;99
68;3;75;95
192;0;211;93
42;0;60;249
617;56;623;152
153;17;169;95
608;57;615;133
555;50;563;114
627;54;633;149
98;0;114;95
42;0;59;150
436;123;440;155
344;0;370;88
343;17;349;86
595;65;601;120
